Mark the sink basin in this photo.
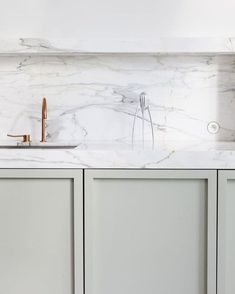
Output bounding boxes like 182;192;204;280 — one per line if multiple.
0;141;80;149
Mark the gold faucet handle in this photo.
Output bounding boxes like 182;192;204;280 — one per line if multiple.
7;134;31;143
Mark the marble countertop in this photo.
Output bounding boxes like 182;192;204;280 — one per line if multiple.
1;140;235;169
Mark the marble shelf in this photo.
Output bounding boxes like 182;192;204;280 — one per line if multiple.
1;38;235;55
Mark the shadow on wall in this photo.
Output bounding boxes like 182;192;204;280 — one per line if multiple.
215;55;235;141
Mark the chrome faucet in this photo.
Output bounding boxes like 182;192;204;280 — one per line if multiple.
131;92;155;150
41;97;47;142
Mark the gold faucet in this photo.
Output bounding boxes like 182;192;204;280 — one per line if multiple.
41;97;47;142
7;134;31;143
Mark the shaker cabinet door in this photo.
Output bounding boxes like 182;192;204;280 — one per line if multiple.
218;170;235;294
0;169;83;294
85;170;217;294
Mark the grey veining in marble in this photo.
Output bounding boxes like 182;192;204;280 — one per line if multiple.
1;54;235;146
2;38;235;54
0;141;235;169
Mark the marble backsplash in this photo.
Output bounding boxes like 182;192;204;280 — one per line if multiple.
1;53;235;145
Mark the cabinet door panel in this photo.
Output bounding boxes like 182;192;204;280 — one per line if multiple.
218;171;235;294
85;170;216;294
0;169;83;294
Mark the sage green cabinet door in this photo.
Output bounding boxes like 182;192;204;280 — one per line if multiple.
218;170;235;294
85;170;216;294
0;169;83;294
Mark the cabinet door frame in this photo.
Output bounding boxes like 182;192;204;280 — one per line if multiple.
217;170;235;294
0;169;83;294
85;169;217;294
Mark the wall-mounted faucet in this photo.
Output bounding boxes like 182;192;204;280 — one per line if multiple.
7;97;48;144
41;97;47;142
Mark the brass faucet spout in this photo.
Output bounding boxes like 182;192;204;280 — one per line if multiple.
42;97;47;119
41;97;47;142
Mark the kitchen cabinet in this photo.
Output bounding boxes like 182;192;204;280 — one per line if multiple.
85;170;217;294
0;169;83;294
218;170;235;294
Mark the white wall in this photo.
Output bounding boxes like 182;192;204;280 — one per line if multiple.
0;0;235;39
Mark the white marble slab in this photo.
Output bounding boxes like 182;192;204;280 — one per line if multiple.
0;141;235;169
1;38;235;55
1;54;235;144
0;43;235;169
